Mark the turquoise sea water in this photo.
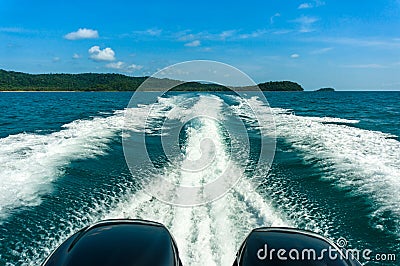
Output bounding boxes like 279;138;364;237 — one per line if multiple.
0;91;399;265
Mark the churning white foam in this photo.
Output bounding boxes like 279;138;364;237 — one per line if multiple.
16;94;352;265
241;96;400;235
271;107;360;124
100;182;290;266
103;95;291;266
0;95;186;221
124;95;186;134
0;113;124;220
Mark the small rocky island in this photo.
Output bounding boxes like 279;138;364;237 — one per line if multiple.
315;87;335;92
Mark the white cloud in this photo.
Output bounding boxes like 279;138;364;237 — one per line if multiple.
145;29;162;36
177;29;268;43
127;64;143;71
177;30;237;42
239;29;267;39
175;29;268;43
310;47;333;54
88;46;115;61
185;40;201;47
315;0;326;7
219;30;236;39
106;61;143;72
72;53;81;59
273;29;292;35
303;37;400;48
0;27;25;33
291;53;300;58
298;0;325;9
158;68;190;77
294;16;319;24
133;28;162;36
64;28;99;40
177;31;196;41
270;13;281;24
298;3;313;9
52;57;61;62
106;61;125;69
292;16;319;32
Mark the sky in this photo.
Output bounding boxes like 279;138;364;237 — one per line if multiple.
0;0;400;90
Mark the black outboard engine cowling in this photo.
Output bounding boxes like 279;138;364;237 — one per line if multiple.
233;227;362;266
42;219;182;266
43;220;363;266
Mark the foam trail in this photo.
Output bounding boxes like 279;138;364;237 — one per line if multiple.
244;96;400;235
0;113;123;220
13;96;189;265
169;95;227;265
232;179;289;227
0;95;185;221
104;95;293;266
272;108;360;124
16;94;298;265
124;95;188;135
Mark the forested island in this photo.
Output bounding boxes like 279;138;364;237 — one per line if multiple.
0;69;304;92
315;87;335;92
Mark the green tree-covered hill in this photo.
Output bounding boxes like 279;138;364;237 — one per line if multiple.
0;69;304;91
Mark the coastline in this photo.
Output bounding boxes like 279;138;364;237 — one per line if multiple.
0;90;305;92
0;90;81;92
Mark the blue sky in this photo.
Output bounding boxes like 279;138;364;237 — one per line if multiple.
1;0;400;90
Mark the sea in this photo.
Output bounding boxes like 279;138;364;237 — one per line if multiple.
0;91;399;265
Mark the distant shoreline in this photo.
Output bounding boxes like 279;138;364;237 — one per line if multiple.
0;69;304;92
0;89;302;92
0;90;79;92
0;88;305;92
1;90;398;92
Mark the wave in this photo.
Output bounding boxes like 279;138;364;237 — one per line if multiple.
0;113;123;220
271;108;360;124
0;94;192;221
15;94;297;266
7;93;399;265
242;96;400;236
